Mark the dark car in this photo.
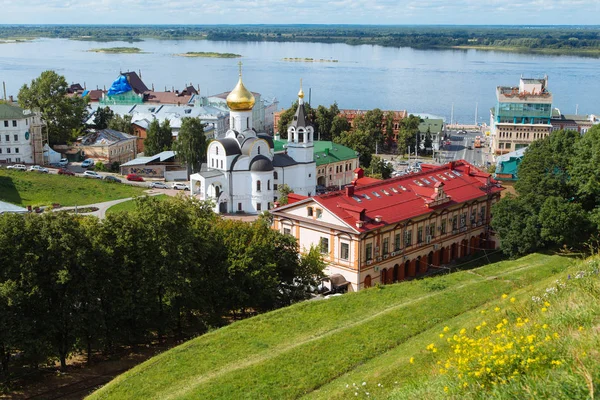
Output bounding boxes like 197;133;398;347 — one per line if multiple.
104;175;122;183
126;174;144;182
58;168;75;176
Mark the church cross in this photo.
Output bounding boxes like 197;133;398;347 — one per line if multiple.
238;61;243;77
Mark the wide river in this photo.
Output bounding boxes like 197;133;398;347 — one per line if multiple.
1;38;598;125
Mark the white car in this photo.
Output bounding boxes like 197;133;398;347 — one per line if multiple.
172;182;190;191
81;159;95;168
150;182;169;189
83;170;102;179
29;165;49;173
58;158;69;167
7;164;27;171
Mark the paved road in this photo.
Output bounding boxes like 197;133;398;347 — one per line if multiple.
438;130;492;169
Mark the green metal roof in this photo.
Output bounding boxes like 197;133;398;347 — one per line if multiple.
418;118;444;134
0;103;32;120
273;139;358;166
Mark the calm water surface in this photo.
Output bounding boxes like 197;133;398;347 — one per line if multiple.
1;38;598;124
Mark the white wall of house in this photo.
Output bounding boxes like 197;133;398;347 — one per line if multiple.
0;115;34;164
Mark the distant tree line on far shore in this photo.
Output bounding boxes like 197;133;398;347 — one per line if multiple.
3;25;600;55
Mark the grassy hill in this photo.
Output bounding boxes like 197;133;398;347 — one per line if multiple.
88;253;600;399
0;169;146;207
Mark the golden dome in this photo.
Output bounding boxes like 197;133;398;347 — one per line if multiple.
226;77;255;111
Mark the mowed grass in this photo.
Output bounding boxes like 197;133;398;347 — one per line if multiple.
105;194;169;215
0;169;146;207
86;253;600;400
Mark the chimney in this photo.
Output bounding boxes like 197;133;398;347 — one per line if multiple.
466;165;471;175
374;215;382;223
346;185;355;197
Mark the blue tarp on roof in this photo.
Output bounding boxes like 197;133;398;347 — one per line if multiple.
107;75;132;96
82;90;89;97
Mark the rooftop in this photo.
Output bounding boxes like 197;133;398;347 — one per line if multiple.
79;129;137;146
275;160;503;233
0;103;33;119
273;139;358;166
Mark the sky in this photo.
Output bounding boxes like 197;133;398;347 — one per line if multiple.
1;0;599;25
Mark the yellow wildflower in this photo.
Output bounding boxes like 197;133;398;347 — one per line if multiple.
460;328;466;335
541;307;547;312
542;324;548;329
510;297;516;303
544;301;550;307
502;294;508;299
578;326;584;331
444;386;449;393
443;326;450;332
494;307;501;312
409;357;414;364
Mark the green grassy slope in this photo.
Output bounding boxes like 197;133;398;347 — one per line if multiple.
105;194;168;215
88;254;600;399
0;170;146;207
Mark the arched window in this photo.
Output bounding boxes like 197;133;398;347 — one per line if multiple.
257;180;261;192
267;180;271;190
258;146;261;155
364;275;372;288
216;146;219;155
274;171;278;179
246;117;250;128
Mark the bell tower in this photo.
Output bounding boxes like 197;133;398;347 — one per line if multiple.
287;79;314;163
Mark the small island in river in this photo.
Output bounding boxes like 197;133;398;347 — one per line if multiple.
175;51;241;58
88;47;145;54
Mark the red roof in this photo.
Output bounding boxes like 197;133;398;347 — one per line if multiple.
312;160;503;232
287;193;308;204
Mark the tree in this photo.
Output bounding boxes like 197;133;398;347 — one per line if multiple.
491;195;543;257
423;132;433;155
330;114;351;141
353;109;384;150
93;106;114;130
369;155;393;179
315;103;339;141
383;111;395;150
159;119;173;152
144;119;161;156
334;129;375;167
108;114;134;135
277;184;294;205
396;114;422;156
173;117;207;176
18;70;89;145
569;125;600;208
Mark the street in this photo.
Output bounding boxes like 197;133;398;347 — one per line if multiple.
437;129;492;169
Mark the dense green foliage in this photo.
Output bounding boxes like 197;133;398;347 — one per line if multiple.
108;114;134;135
0;169;145;207
491;126;600;257
89;253;600;399
3;25;600;55
172;117;207;175
0;197;324;381
18;70;89;145
144;119;172;156
93;106;114;130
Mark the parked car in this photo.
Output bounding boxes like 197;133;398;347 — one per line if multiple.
58;168;75;176
150;181;168;189
83;170;102;179
126;174;144;182
58;158;69;167
7;164;27;171
81;159;95;168
29;165;49;173
397;160;409;166
172;182;190;191
103;175;122;183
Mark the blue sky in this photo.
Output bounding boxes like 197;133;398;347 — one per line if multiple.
1;0;599;25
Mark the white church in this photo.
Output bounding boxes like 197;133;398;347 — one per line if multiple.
190;70;316;214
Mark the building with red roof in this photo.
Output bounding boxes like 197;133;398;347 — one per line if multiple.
271;160;504;292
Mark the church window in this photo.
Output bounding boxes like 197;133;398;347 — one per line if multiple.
216;146;219;155
220;160;223;169
267;180;271;190
308;173;311;178
238;203;242;211
274;171;278;179
256;180;261;192
247;117;249;128
258;146;261;155
257;203;262;211
211;158;214;167
274;184;278;191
